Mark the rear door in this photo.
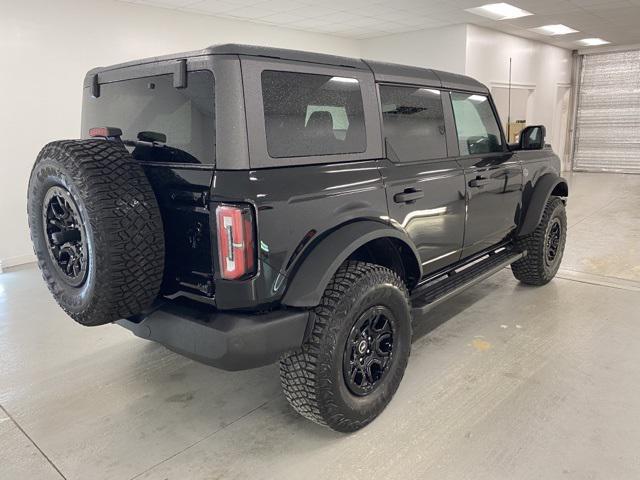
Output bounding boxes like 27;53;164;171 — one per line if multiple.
378;84;466;275
448;91;523;258
226;56;389;307
81;62;217;298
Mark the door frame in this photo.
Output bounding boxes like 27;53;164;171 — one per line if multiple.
445;89;522;258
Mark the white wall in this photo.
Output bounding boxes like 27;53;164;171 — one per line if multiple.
465;25;572;153
0;0;361;268
359;25;468;73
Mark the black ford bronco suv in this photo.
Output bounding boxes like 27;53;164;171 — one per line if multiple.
28;44;568;432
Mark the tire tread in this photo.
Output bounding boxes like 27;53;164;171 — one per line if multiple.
28;140;164;325
280;261;410;431
511;196;566;285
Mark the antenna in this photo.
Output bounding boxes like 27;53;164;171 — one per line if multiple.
507;57;512;142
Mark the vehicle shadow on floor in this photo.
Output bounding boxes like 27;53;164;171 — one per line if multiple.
409;268;541;344
410;280;495;344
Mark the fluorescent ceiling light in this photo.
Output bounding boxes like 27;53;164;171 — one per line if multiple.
466;3;532;21
530;24;579;36
577;38;610;46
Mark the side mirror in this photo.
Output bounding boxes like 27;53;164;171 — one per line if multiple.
519;125;546;150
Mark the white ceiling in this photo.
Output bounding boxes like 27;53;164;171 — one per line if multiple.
120;0;640;48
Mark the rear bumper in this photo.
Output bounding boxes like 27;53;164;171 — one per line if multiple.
117;299;310;371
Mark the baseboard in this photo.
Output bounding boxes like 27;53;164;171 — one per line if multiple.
0;254;37;273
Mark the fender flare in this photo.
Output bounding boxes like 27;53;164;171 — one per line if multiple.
517;173;568;237
281;221;422;308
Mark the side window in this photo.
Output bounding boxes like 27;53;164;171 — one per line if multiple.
261;70;366;158
451;93;503;156
380;85;447;162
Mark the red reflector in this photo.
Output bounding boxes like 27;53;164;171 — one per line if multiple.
89;126;122;138
216;204;255;280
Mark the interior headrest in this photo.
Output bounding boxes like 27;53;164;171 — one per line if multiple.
306;111;334;132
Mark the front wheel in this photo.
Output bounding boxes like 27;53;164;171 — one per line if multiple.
512;196;567;285
280;261;412;432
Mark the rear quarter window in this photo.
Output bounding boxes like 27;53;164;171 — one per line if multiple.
261;70;366;158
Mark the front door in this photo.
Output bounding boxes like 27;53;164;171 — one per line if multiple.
449;92;523;258
379;84;466;275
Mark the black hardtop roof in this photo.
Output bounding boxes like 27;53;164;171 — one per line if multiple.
86;43;488;93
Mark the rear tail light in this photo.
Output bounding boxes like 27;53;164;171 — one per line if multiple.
215;204;256;280
88;126;123;139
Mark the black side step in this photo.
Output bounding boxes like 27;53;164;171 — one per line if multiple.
410;248;524;316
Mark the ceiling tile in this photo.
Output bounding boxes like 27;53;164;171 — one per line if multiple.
504;14;557;28
431;9;493;23
117;0;640;47
263;0;309;13
569;0;628;6
311;24;352;33
593;5;640;21
328;0;374;8
313;11;366;24
342;4;397;16
580;1;634;9
136;0;200;7
288;5;340;18
222;5;276;18
515;0;581;14
344;16;392;27
181;0;240;14
288;17;336;27
221;0;266;5
259;12;307;24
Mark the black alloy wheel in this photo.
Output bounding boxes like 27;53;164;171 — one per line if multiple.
42;186;89;287
343;306;395;396
545;218;562;265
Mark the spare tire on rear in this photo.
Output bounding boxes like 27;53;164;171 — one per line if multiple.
27;140;165;326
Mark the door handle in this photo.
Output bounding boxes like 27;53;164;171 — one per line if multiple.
468;176;491;188
394;188;424;204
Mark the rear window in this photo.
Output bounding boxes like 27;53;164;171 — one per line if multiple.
82;71;215;165
261;70;366;158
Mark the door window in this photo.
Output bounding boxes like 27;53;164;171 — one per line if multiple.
261;70;366;158
380;85;447;162
451;93;503;156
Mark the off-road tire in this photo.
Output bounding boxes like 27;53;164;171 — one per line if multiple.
511;196;567;285
27;140;164;326
280;261;412;432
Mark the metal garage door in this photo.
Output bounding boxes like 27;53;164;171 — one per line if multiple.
573;50;640;173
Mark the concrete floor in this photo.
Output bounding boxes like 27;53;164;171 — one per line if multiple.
1;172;639;480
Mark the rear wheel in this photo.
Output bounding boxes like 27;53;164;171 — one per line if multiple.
511;196;567;285
28;140;165;326
280;261;411;432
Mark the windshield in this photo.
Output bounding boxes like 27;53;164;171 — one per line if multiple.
81;70;215;165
